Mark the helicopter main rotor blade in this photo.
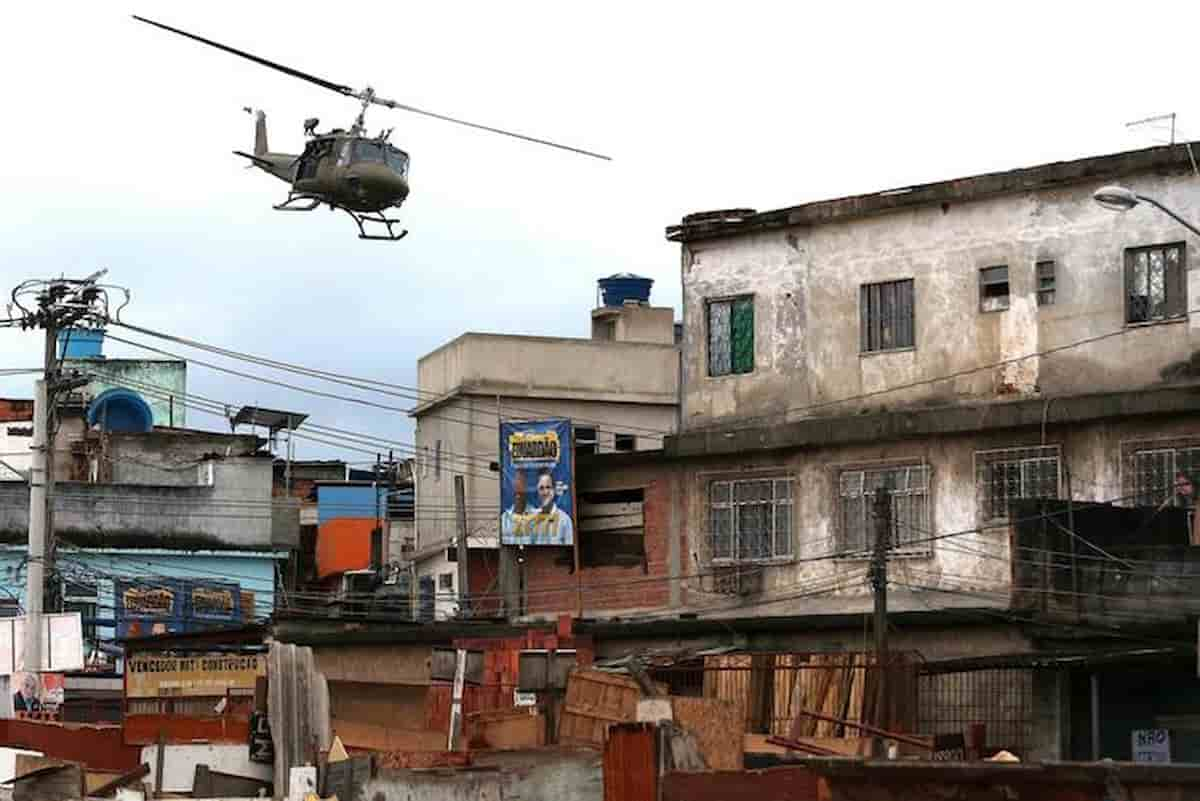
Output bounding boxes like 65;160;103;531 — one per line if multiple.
132;15;354;97
369;94;611;161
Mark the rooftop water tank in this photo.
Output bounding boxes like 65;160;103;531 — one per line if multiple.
87;388;154;433
597;273;653;308
58;328;105;360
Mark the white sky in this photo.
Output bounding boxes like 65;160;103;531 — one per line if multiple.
1;1;1197;463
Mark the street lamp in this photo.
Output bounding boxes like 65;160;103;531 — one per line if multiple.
1093;184;1200;238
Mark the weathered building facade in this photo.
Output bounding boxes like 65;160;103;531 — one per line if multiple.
649;142;1200;620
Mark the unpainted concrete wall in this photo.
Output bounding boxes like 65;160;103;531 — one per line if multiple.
364;748;601;801
679;168;1200;429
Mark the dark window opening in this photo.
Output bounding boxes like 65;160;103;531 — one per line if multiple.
1036;261;1056;306
861;279;915;352
574;426;598;457
579;488;645;568
6;427;31;437
370;526;383;570
980;266;1010;312
1126;243;1185;324
707;296;754;376
438;572;454;591
614;434;636;452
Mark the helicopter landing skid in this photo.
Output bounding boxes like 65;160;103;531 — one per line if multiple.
273;194;322;212
345;209;408;241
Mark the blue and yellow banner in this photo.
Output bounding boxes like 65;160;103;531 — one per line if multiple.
500;419;574;546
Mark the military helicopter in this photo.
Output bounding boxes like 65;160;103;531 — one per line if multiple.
133;16;610;241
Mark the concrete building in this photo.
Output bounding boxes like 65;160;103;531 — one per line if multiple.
410;276;679;612
651;141;1200;619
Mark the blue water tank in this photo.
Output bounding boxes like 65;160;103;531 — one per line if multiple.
58;328;105;359
87;388;154;433
598;273;653;308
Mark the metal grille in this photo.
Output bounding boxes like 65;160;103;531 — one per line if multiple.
1126;243;1185;323
917;668;1032;755
709;477;793;562
838;465;930;555
976;446;1060;522
707;297;755;376
860;279;915;352
1128;444;1200;507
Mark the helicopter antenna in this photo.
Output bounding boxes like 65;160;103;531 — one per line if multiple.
132;15;612;161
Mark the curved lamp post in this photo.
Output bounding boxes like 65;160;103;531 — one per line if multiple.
1093;185;1200;237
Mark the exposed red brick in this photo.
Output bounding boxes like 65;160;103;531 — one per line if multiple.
523;476;672;617
0;399;33;423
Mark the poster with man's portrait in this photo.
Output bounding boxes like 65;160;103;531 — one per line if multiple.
9;671;63;717
499;419;574;546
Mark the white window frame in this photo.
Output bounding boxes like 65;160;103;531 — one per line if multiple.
1122;437;1200;509
974;445;1062;523
837;464;931;557
708;476;793;564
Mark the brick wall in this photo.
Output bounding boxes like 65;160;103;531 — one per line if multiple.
522;474;672;617
0;398;33;422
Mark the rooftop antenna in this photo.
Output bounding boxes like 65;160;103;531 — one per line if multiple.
1126;112;1199;177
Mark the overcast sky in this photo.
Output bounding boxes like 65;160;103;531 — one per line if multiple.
1;1;1197;464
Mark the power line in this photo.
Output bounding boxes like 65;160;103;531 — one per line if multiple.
107;322;674;440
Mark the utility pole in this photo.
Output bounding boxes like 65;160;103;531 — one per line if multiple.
454;475;469;618
870;484;893;754
9;272;124;671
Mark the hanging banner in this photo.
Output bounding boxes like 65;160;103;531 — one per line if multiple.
499;419;574;546
125;652;266;699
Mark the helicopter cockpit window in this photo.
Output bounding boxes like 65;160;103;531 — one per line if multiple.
385;148;409;177
353;141;385;164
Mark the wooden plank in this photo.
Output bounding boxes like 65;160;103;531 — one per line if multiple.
13;763;84;801
332;720;447;752
579;501;643;518
579;517;644;533
671;696;743;771
465;710;544;750
88;764;150;797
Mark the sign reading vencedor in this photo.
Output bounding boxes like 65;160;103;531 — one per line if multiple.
125;652;265;699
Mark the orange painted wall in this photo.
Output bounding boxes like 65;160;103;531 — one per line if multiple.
316;517;375;578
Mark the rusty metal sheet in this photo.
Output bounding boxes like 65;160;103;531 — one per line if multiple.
603;722;656;801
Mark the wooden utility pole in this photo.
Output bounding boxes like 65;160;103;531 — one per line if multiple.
454;475;470;618
871;485;892;750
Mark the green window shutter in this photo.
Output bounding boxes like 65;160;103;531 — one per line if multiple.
731;297;754;374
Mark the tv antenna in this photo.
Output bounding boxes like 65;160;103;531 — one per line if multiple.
1126;112;1198;176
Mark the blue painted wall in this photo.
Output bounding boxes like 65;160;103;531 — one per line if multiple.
0;547;282;645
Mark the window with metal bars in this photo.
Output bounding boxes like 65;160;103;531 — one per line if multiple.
1125;243;1185;324
707;296;755;376
975;446;1061;522
1124;440;1200;508
1036;261;1056;306
860;279;915;353
709;477;793;562
838;465;930;555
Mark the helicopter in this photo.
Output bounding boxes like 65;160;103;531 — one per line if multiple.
133;16;610;241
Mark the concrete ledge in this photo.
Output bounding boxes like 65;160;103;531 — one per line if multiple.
667;384;1200;458
667;140;1200;242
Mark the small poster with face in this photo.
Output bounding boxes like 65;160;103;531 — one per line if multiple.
9;671;63;716
499;419;574;546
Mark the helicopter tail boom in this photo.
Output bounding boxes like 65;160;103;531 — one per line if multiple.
232;150;296;183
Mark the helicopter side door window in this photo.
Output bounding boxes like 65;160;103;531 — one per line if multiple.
386;147;409;178
337;141;353;168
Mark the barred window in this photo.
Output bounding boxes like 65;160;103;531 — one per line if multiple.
860;279;915;352
709;477;792;562
1126;442;1200;508
838;465;930;555
707;296;755;376
975;446;1060;522
1125;243;1185;324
